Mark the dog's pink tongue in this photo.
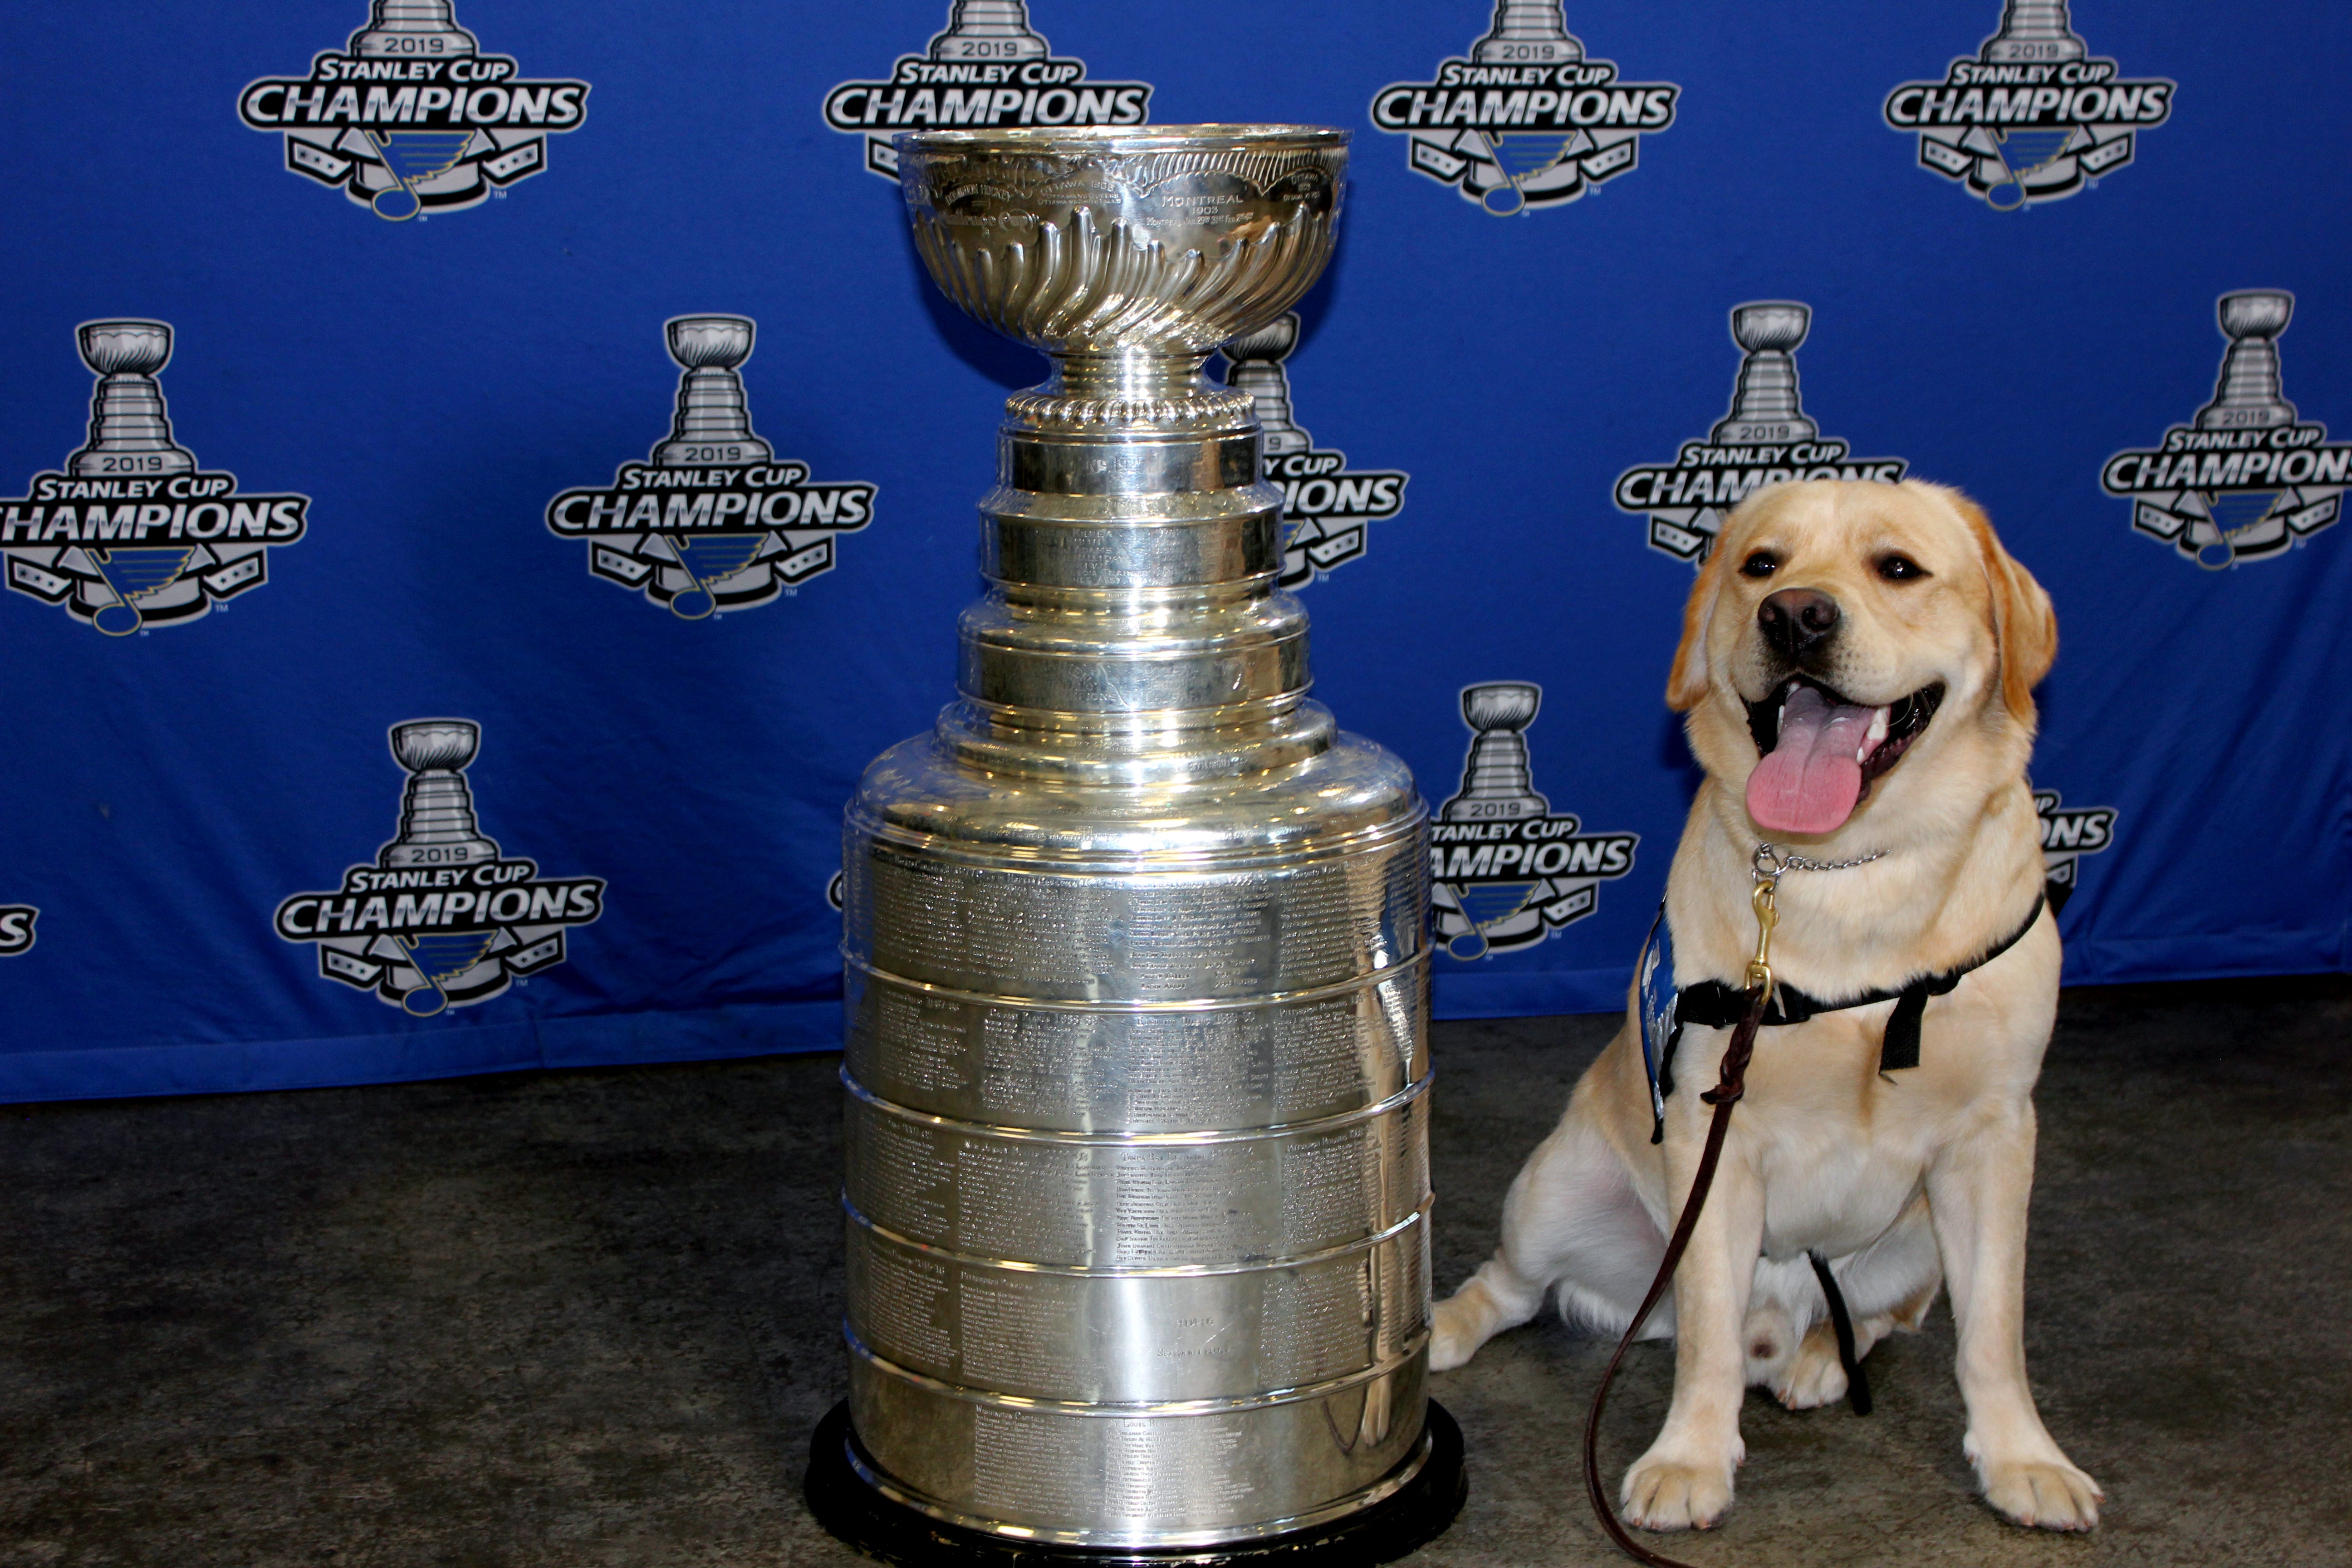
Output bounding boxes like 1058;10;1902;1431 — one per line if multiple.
1746;685;1878;834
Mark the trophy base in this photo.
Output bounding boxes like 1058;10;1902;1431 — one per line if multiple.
804;1400;1466;1568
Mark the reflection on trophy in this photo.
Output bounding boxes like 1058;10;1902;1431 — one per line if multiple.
379;721;500;870
69;321;196;478
927;0;1049;61
1981;0;2087;64
2197;291;2298;431
651;316;774;466
813;126;1461;1561
1444;684;1549;822
1471;0;1583;64
349;0;478;59
1221;313;1312;456
1712;302;1821;445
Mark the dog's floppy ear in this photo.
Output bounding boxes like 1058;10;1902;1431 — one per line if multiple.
1953;493;2056;721
1666;534;1731;711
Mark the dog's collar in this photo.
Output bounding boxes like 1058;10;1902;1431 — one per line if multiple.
1637;877;2067;1144
1754;842;1886;877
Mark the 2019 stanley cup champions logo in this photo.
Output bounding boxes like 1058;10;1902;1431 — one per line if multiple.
238;1;589;220
274;721;604;1016
824;2;1153;181
1217;315;1408;589
2036;789;2115;910
0;906;34;958
2102;292;2346;570
545;317;878;617
1884;1;2173;211
1614;304;1908;565
1370;2;1679;216
3;322;311;635
1432;684;1638;960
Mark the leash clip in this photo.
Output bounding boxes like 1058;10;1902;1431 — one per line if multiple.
1745;876;1778;1009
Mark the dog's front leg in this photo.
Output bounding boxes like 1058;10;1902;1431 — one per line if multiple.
1926;1100;2102;1530
1620;1127;1762;1531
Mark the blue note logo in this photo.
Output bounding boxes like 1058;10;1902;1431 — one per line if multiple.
545;317;879;616
238;1;589;220
1217;314;1409;589
1614;303;1908;566
823;1;1152;181
1369;1;1679;216
2;322;310;635
2036;789;2115;909
274;721;604;1016
2101;291;2346;570
0;906;35;958
1433;683;1638;959
1884;2;2173;211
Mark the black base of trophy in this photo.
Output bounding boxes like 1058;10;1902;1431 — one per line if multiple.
805;1399;1466;1568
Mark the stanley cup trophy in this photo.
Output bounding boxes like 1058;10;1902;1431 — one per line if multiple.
650;315;774;619
654;315;773;466
349;0;478;58
381;720;502;1016
1982;0;2087;63
808;126;1464;1563
1448;685;1548;825
71;321;199;637
71;322;195;479
1471;0;1583;64
2198;291;2298;431
929;0;1049;61
1713;302;1820;445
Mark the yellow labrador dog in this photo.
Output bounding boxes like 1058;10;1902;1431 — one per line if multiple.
1432;480;2102;1533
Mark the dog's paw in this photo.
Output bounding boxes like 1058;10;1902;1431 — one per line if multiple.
1977;1456;2103;1531
1770;1323;1849;1410
1428;1295;1483;1371
1620;1450;1735;1531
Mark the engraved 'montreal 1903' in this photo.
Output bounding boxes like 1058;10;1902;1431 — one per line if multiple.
830;124;1441;1551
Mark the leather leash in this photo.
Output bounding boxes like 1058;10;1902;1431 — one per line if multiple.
1582;976;1767;1567
1581;872;1780;1568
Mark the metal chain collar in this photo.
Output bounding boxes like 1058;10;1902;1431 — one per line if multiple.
1753;843;1887;879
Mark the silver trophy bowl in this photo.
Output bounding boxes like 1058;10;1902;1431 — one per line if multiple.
2217;290;2293;342
78;320;174;377
813;125;1460;1562
1729;301;1810;357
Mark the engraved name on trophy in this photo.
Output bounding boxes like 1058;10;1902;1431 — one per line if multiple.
1712;302;1820;445
810;125;1462;1560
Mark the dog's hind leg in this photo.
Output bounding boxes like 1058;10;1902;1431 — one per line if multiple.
1432;1113;1665;1371
1773;1202;1944;1410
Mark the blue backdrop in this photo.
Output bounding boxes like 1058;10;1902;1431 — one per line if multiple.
4;0;2347;1102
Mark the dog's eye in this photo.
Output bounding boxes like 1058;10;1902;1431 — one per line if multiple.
1739;551;1779;579
1874;553;1930;582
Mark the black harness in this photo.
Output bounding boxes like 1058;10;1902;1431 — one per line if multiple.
1646;877;2066;1140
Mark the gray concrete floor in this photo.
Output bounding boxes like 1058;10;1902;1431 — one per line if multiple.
2;977;2347;1567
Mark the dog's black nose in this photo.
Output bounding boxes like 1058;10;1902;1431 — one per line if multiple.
1757;588;1841;660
